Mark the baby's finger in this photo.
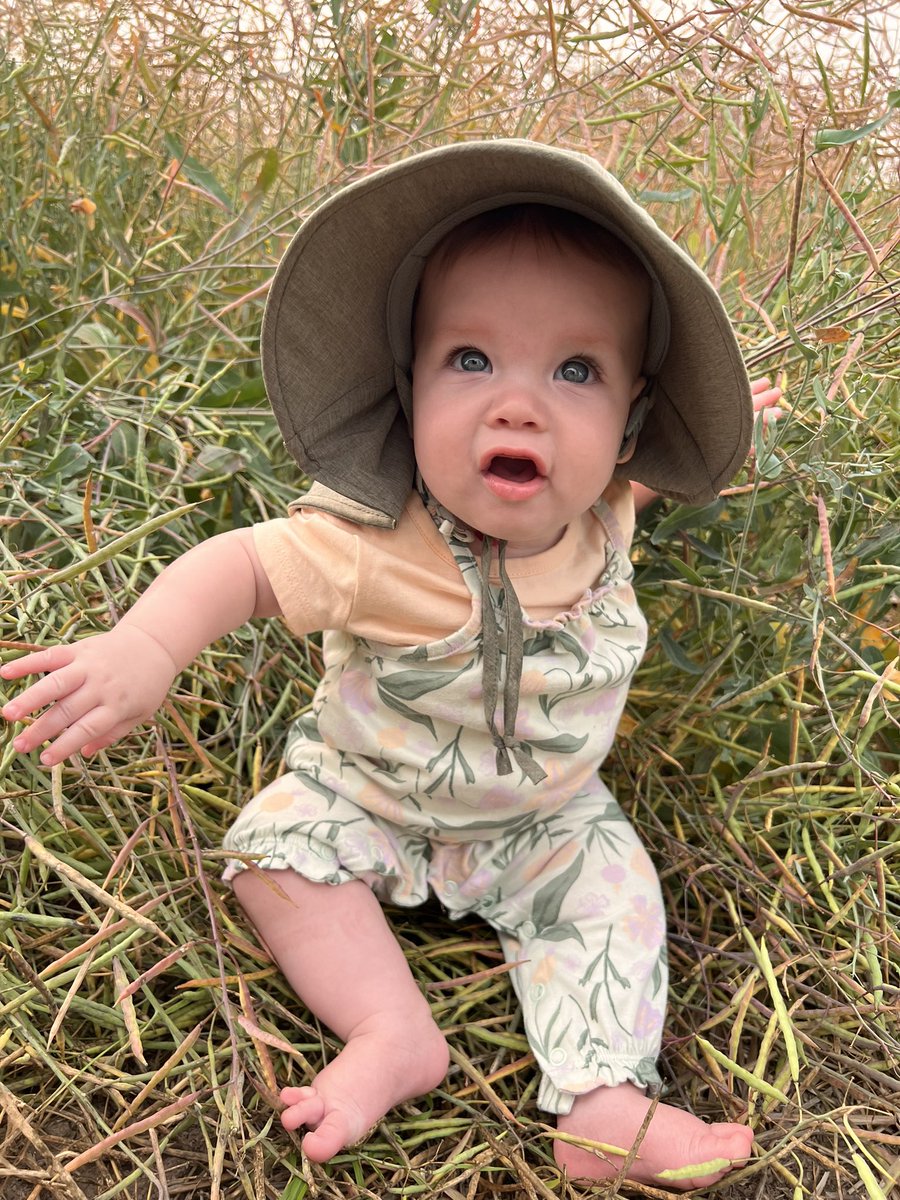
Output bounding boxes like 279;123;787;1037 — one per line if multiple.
9;690;96;756
0;645;76;681
82;721;138;758
31;707;120;767
1;661;87;723
751;386;783;413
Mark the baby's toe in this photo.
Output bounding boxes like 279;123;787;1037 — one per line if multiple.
301;1108;357;1162
711;1122;754;1162
279;1085;325;1132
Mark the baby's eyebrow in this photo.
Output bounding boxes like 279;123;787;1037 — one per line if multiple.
430;322;490;339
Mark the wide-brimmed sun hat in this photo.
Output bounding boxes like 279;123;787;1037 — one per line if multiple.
262;139;752;524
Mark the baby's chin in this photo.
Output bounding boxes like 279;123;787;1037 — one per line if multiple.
469;521;566;558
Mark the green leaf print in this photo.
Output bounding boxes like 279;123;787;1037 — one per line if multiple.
529;997;568;1062
522;632;553;657
493;812;574;871
291;771;339;807
585;931;635;1034
539;921;585;946
287;714;324;745
398;644;431;662
377;664;470;701
591;644;641;688
532;850;584;932
527;732;589;755
432;810;545;837
522;630;589;670
539;675;599;721
651;957;665;995
376;687;437;737
550;629;590;670
424;730;476;795
584;809;634;857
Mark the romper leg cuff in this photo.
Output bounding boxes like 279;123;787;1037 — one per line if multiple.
537;1055;663;1115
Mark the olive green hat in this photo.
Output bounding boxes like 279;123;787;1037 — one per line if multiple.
262;139;752;525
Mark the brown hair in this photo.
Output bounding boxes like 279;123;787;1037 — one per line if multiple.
425;203;650;282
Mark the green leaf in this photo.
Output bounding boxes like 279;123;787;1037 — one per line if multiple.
774;533;804;581
663;556;706;586
184;445;248;483
637;187;695;203
814;111;892;149
70;322;123;351
163;132;233;210
38;443;94;482
43;502;200;585
659;627;706;675
195;376;267;408
255;148;279;193
650;500;724;545
782;305;817;360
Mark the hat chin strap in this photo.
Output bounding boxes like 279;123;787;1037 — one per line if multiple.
618;384;656;460
479;536;547;785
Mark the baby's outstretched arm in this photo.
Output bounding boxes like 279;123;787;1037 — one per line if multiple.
1;529;281;766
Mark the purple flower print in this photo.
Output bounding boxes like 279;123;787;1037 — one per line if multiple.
576;890;610;917
632;998;664;1040
582;686;622;716
600;863;627;888
622;893;665;950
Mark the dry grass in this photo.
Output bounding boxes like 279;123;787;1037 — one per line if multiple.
1;1;898;1197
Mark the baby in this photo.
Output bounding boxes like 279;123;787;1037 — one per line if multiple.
1;142;779;1187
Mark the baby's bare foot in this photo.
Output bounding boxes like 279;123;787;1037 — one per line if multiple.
555;1081;753;1188
280;1013;449;1162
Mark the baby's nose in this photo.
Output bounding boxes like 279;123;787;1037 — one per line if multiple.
486;381;546;428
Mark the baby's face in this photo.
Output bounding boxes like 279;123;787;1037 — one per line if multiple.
411;238;649;558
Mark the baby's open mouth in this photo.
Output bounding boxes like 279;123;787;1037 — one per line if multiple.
486;455;540;483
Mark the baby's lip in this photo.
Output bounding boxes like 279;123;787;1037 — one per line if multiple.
479;449;547;480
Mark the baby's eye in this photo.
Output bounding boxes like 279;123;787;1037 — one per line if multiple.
452;349;490;373
556;359;592;384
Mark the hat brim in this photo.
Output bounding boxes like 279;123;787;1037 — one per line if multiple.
263;140;752;521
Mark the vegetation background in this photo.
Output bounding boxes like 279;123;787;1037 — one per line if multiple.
1;1;898;1197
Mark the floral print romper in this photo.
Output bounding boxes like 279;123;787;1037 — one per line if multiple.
224;491;667;1113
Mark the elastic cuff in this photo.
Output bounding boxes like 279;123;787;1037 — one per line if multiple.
221;852;350;888
537;1054;663;1115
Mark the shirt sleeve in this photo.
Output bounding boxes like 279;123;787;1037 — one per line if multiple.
251;511;359;636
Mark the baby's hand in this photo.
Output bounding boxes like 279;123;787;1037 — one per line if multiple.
750;376;784;427
1;624;179;766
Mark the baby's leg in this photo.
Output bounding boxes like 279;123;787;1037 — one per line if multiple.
474;782;752;1186
232;869;449;1161
556;1082;753;1187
